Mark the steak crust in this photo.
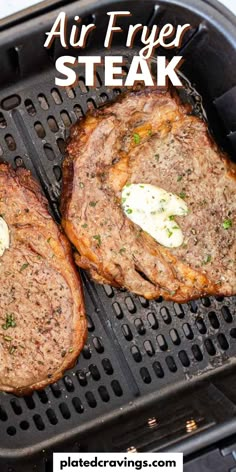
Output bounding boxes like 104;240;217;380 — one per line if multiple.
61;88;236;302
0;164;87;395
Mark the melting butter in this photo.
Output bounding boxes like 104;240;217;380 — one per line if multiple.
0;217;10;256
122;183;188;248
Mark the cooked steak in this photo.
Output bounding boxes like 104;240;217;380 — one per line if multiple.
0;164;86;395
61;88;236;302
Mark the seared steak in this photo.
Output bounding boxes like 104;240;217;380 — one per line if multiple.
61;88;236;302
0;164;86;394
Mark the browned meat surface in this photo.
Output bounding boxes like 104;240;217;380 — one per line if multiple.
61;88;236;302
0;164;86;395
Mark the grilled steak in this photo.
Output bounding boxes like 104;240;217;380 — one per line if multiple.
61;88;236;302
0;164;86;395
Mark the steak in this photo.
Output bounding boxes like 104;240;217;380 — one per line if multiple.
61;88;236;302
0;164;86;394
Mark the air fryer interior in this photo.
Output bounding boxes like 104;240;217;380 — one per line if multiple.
0;0;236;470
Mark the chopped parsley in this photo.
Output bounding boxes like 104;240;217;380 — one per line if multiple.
93;234;101;246
222;219;232;230
126;208;133;214
20;263;29;272
148;129;152;136
169;215;175;221
82;223;88;228
119;247;126;254
89;201;98;207
2;313;16;330
154;154;160;162
133;133;141;145
167;228;173;238
177;175;183;182
179;192;186;199
203;254;212;265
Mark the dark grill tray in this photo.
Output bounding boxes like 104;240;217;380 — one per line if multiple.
0;1;236;471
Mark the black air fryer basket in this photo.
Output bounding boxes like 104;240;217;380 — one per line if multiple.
0;0;236;471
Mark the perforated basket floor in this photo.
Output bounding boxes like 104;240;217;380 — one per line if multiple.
0;62;235;463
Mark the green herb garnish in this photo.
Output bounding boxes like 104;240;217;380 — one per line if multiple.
154;154;160;162
82;223;88;228
2;313;16;330
9;346;16;355
119;247;126;254
167;228;173;238
203;254;212;265
177;175;183;182
89;201;98;207
126;208;133;214
179;192;186;199
133;133;141;145
222;219;232;230
169;215;175;221
20;263;29;272
93;234;101;246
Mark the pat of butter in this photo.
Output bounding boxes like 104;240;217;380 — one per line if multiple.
122;183;188;248
0;217;10;256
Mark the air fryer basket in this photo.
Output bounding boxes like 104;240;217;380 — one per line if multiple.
0;0;236;470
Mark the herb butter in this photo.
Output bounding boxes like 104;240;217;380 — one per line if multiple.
122;183;188;248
